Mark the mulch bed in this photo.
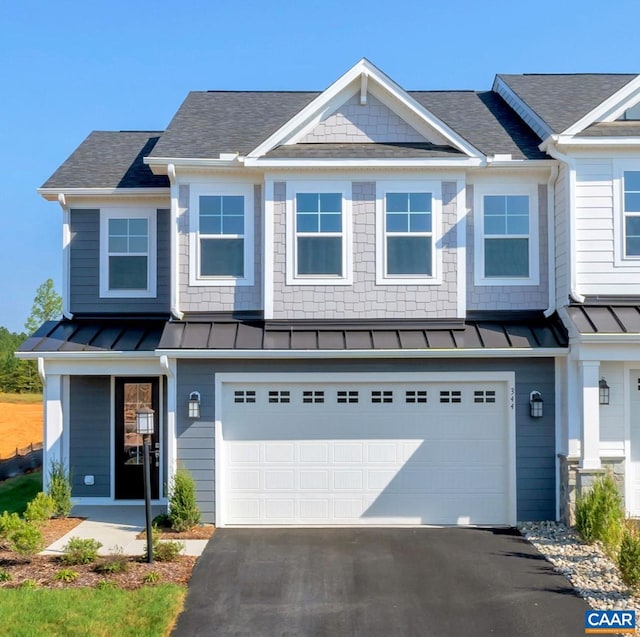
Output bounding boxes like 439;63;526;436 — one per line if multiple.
136;524;215;540
0;517;211;589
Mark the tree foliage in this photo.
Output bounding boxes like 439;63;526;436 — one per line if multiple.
24;279;62;335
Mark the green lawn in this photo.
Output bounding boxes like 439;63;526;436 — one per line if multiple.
0;471;42;515
0;585;186;636
0;392;43;404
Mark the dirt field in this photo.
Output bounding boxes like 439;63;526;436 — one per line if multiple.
0;402;43;457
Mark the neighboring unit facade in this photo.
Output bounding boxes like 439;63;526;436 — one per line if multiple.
19;59;640;526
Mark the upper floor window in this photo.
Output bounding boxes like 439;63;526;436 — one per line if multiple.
99;209;156;298
384;192;433;276
623;171;640;257
473;184;539;286
286;182;352;285
189;184;254;287
375;181;441;285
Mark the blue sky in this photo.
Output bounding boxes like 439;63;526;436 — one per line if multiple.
1;0;639;333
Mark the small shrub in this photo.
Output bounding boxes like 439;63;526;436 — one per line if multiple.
153;540;185;562
0;568;12;582
24;492;55;525
10;522;44;558
47;460;72;518
94;547;129;574
143;571;160;584
19;579;38;589
575;472;624;551
152;513;171;528
61;537;102;565
0;512;23;544
619;521;640;588
95;579;118;590
168;466;201;532
54;568;79;583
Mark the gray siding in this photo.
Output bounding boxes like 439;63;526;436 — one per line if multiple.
466;185;549;310
69;376;111;497
177;357;556;523
272;181;459;319
178;184;263;312
69;209;170;314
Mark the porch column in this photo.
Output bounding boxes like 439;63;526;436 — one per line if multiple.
580;361;601;470
43;374;64;491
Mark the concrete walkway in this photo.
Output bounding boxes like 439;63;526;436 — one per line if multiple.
42;505;209;557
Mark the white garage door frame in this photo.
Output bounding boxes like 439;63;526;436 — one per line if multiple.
214;371;517;527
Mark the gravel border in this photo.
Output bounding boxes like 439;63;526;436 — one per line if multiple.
519;521;639;632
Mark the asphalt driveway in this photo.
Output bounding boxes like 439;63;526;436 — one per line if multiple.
172;528;589;637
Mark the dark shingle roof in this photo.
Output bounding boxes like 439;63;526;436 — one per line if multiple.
148;91;319;159
265;142;463;159
147;90;545;161
577;122;640;137
41;132;169;189
497;74;637;134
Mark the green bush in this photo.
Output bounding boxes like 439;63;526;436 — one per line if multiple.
47;461;72;518
10;521;44;558
143;528;184;562
619;521;640;588
94;547;129;574
575;472;624;551
24;492;55;525
168;466;201;532
143;571;160;584
0;512;23;544
54;568;79;583
61;537;102;565
0;568;12;582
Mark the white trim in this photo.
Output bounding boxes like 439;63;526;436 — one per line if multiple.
473;183;540;286
214;371;517;528
580;361;601;470
244;157;484;168
109;376;115;499
263;180;275;319
492;76;554;141
59;199;72;319
374;180;442;285
188;183;255;287
612;159;640;266
99;208;157;298
285;180;353;286
38;187;170;201
164;359;177;495
455;179;467;318
247;59;483;160
556;136;640;147
71;498;168;506
168;164;182;319
62;376;70;471
562;75;640;136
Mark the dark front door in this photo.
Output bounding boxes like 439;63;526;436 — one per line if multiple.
115;378;160;499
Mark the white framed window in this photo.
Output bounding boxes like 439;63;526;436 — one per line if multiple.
623;171;640;258
286;181;352;285
99;208;157;298
189;184;254;286
375;181;441;285
473;183;539;286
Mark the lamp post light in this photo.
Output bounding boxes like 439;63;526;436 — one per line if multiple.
136;406;155;564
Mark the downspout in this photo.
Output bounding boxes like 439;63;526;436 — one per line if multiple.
37;357;46;386
543;142;585;304
544;164;558;317
57;194;73;320
167;164;183;320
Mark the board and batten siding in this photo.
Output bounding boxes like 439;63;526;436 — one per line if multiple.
69;376;111;497
574;158;640;294
176;357;557;523
69;209;171;314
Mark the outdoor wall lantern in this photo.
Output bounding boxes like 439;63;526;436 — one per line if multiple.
188;391;201;419
599;378;610;406
136;406;155;563
529;391;543;418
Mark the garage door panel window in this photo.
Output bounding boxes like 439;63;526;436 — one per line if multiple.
405;390;428;403
440;390;462;403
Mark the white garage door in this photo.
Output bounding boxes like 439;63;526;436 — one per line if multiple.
218;375;514;526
